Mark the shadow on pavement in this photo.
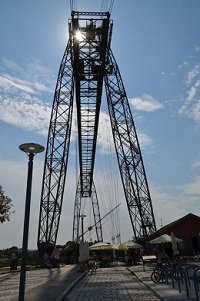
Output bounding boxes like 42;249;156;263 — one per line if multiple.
10;265;85;301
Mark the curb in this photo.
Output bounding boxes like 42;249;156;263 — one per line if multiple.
55;271;87;301
127;267;165;301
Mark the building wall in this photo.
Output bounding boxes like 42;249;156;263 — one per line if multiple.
168;218;200;256
145;215;200;256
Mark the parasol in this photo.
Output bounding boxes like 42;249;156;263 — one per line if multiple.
89;242;113;251
149;234;182;244
121;240;143;249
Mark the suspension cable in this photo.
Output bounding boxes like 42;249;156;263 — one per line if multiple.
70;0;77;12
95;107;121;243
109;0;114;13
107;127;121;243
70;0;73;11
71;0;114;14
100;0;114;13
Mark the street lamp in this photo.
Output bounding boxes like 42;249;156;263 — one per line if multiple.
18;143;44;301
80;214;86;242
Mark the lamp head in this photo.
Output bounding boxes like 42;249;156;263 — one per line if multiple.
19;143;45;155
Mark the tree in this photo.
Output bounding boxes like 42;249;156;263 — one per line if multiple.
0;185;14;223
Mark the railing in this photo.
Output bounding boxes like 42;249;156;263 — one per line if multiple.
193;267;200;301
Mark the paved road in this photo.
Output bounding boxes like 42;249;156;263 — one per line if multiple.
2;264;190;301
63;266;161;301
0;265;80;301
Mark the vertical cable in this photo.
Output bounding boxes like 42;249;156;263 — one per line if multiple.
109;0;114;13
70;0;73;11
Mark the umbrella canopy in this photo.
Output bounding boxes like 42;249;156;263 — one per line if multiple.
112;244;128;251
149;234;183;244
89;242;113;251
121;240;143;249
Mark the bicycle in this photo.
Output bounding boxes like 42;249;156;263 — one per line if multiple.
151;266;168;283
151;261;178;283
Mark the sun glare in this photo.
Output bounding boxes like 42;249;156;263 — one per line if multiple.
75;30;85;42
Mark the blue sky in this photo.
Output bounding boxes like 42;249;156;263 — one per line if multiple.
0;0;200;249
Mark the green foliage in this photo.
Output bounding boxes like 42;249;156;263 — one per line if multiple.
0;185;14;223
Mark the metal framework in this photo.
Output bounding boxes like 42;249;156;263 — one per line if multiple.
37;41;74;257
73;177;103;242
37;10;156;258
105;49;156;238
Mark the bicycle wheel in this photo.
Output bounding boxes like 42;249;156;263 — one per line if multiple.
151;271;161;283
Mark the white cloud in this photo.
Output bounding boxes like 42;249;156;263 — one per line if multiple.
0;57;154;153
0;57;22;74
187;86;197;101
138;131;153;149
130;94;164;112
185;64;200;85
0;97;51;136
150;186;186;228
181;176;200;200
0;74;35;94
97;111;113;153
179;64;200;123
0;57;55;93
97;110;153;154
0;57;57;135
179;99;200;123
178;61;189;69
150;177;200;228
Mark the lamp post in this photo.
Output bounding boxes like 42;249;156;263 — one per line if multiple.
80;214;86;242
18;143;44;301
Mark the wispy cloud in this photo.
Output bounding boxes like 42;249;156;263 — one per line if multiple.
178;61;189;69
97;111;153;154
0;74;37;94
0;57;153;151
138;131;153;149
129;94;164;112
181;176;200;200
0;96;51;135
151;176;200;227
0;57;55;93
185;64;200;85
151;186;186;227
0;57;57;135
179;64;200;124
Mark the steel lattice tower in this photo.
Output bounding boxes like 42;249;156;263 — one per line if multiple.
37;11;156;258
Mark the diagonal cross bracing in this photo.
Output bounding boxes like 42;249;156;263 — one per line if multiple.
104;49;156;238
37;42;74;256
73;177;103;242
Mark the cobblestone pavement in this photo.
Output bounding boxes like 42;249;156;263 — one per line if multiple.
63;266;161;301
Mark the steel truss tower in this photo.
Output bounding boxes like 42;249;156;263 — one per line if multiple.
38;11;156;258
73;177;103;242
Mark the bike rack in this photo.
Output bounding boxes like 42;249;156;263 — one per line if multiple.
193;267;200;301
150;260;200;300
183;264;196;298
